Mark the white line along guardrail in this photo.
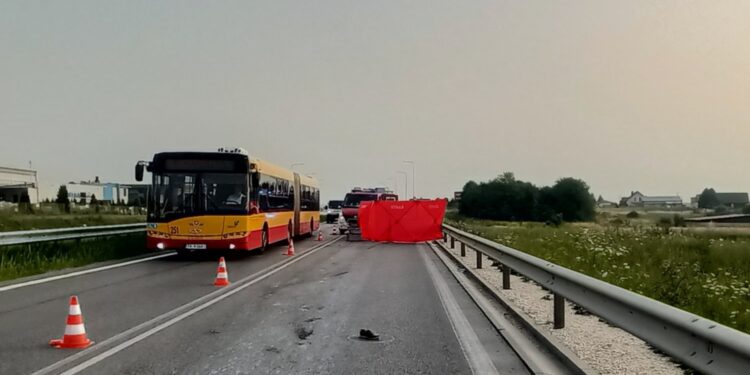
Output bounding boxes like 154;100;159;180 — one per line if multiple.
442;223;750;375
0;223;145;246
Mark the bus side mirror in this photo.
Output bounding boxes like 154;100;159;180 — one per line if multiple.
135;163;145;182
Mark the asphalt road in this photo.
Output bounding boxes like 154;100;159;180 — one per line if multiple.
0;226;530;375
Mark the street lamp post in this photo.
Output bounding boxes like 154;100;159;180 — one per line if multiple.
403;160;415;198
397;171;408;201
386;177;396;195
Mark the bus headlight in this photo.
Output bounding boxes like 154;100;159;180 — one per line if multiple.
229;244;236;250
157;242;165;250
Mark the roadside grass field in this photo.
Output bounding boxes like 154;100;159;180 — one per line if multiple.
0;233;148;282
0;213;145;232
446;214;750;334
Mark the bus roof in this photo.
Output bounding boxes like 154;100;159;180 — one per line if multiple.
149;151;318;188
250;158;319;188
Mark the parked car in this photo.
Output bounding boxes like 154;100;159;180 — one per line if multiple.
325;200;344;223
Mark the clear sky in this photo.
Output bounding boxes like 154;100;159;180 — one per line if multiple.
1;1;749;203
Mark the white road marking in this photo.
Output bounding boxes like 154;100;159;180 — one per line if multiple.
32;237;341;375
418;245;499;375
0;252;177;293
430;242;566;374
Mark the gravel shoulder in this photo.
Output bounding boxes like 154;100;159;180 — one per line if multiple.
442;240;685;375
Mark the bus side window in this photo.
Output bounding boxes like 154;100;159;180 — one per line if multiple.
259;191;269;211
249;173;257;198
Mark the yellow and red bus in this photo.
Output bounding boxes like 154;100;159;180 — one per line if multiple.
135;148;319;254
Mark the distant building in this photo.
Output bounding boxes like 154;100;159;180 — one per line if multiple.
690;192;749;209
597;196;617;208
641;196;683;207
619;191;645;207
716;193;748;208
124;184;150;206
63;180;128;204
0;166;39;203
38;177;130;204
619;191;683;208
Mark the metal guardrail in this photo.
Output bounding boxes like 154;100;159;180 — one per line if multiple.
442;223;750;375
0;223;145;246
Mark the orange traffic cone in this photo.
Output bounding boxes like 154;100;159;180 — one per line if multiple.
50;296;93;349
317;231;323;241
285;238;296;256
214;257;230;287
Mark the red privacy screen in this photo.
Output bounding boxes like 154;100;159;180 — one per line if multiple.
359;199;448;243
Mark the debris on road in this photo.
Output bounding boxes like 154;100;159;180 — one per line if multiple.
264;346;281;354
296;326;314;340
359;329;380;341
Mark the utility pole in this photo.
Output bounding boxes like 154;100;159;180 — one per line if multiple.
397;171;408;201
403;160;415;198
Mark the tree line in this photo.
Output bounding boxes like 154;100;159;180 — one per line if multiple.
698;188;750;214
458;172;596;223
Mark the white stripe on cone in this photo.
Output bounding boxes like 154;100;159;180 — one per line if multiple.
69;304;82;316
217;272;228;279
64;324;86;335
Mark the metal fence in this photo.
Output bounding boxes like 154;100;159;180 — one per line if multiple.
442;223;750;375
0;223;145;246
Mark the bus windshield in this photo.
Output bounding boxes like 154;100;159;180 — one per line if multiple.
343;193;378;208
150;172;248;221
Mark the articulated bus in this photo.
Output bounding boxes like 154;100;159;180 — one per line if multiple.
135;148;320;254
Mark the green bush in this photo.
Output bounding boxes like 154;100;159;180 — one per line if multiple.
699;188;721;209
673;214;686;227
657;217;673;233
626;211;640;218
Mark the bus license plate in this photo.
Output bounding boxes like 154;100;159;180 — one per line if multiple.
185;244;207;250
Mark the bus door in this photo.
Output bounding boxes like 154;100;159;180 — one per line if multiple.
293;173;301;237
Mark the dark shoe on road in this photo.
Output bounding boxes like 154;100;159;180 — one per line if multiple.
359;329;380;341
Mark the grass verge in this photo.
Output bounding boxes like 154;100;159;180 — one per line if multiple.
0;214;145;232
447;214;750;333
0;233;149;282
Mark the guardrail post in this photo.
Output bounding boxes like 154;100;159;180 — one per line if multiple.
443;232;447;242
460;243;466;257
502;265;510;289
476;250;482;269
450;237;455;249
554;294;565;329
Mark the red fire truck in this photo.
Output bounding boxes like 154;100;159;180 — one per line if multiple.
340;187;398;240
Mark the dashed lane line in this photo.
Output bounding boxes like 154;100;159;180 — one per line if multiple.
31;237;342;375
